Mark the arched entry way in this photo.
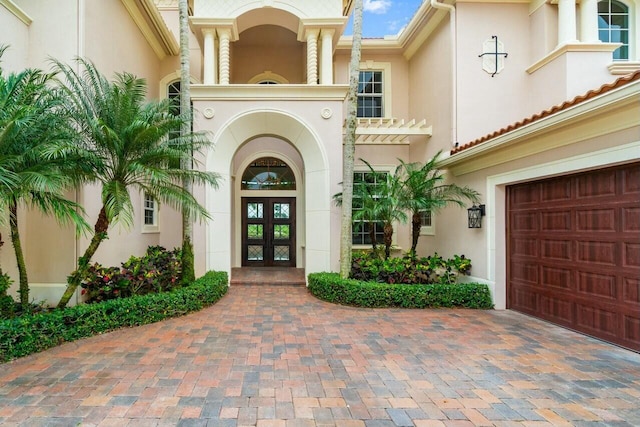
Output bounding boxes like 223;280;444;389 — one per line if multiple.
205;109;331;278
235;149;303;267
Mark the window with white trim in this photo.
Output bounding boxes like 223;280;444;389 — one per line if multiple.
419;209;435;235
352;170;386;245
357;71;384;118
598;0;630;60
143;192;158;231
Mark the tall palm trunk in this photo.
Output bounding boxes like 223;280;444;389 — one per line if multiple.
9;199;29;307
383;222;393;260
178;0;195;285
411;211;421;254
57;206;110;308
339;0;364;278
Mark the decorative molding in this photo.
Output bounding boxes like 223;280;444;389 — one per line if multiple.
0;0;32;25
203;107;215;119
439;80;640;175
321;108;333;119
609;61;640;75
527;42;620;74
120;0;179;59
191;84;349;101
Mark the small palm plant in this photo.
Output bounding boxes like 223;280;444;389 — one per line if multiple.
398;152;480;255
0;46;88;307
53;59;220;308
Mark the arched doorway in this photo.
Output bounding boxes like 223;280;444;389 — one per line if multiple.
204;109;332;277
239;156;298;267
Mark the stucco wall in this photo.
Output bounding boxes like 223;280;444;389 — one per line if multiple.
0;3;30;72
455;3;531;146
406;19;453;161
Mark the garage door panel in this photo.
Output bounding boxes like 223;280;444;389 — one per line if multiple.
541;179;572;202
576;208;616;232
541;266;573;290
624;316;640;344
511;237;539;257
623;278;640;304
511;212;538;232
575;304;619;338
576;272;617;300
623;243;640;268
538;295;573;326
576;240;617;266
510;262;539;284
541;211;572;231
541;240;573;261
622;207;639;231
623;167;640;193
510;184;540;206
511;286;538;313
508;162;640;351
577;169;616;199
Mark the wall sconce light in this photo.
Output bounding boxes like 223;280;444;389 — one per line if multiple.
468;204;486;228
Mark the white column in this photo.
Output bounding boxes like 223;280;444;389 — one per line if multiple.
557;0;578;46
320;29;334;85
218;29;231;85
203;29;217;84
580;0;600;43
306;29;319;85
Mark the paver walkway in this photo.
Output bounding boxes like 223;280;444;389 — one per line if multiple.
1;285;639;427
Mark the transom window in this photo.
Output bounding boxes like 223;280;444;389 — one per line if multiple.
598;0;630;60
357;71;383;118
352;171;386;245
241;157;296;190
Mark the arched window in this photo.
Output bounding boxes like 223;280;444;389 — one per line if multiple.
241;157;296;190
598;0;630;60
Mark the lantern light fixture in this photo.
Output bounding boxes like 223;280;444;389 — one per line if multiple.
468;204;486;228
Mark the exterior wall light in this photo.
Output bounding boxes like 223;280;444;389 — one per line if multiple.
468;204;485;228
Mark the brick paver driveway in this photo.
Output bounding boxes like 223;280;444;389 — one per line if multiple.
1;285;639;427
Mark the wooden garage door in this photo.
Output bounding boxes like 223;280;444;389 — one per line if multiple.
507;163;640;351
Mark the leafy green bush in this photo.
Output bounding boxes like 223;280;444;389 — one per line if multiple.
81;246;182;302
350;251;472;285
308;272;493;309
0;272;15;319
0;271;227;363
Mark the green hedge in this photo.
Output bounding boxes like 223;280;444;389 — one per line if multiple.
0;271;228;363
308;272;493;309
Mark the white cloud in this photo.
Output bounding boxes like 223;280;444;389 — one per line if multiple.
364;0;392;14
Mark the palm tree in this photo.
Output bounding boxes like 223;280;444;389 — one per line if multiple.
334;177;381;254
361;161;407;259
339;0;364;278
0;47;88;307
53;59;220;308
398;152;480;255
178;0;195;285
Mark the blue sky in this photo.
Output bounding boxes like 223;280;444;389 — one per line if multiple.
344;0;424;38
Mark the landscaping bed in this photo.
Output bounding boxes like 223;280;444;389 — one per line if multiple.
308;272;493;309
0;271;228;363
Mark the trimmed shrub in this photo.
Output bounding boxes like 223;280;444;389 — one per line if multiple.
350;251;472;285
0;271;228;363
308;272;493;309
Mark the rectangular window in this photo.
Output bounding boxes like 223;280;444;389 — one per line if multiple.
144;193;157;227
352;170;386;245
420;209;435;235
357;71;383;118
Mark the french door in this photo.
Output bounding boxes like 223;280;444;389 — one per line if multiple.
241;197;296;267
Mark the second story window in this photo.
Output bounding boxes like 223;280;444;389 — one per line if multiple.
357;71;383;118
598;0;630;60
